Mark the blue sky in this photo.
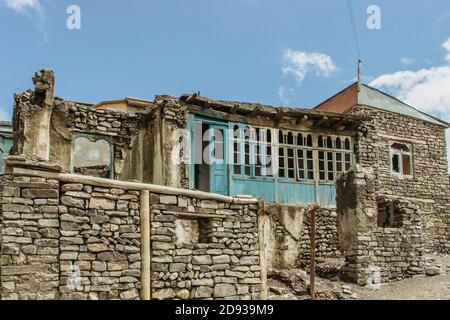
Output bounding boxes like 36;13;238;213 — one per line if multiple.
0;1;449;164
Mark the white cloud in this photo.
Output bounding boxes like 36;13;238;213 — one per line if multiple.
2;0;46;43
443;38;450;62
277;86;296;105
401;58;416;66
369;37;450;172
282;49;336;85
3;0;41;13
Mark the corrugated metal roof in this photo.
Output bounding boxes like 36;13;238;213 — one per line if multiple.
358;84;449;127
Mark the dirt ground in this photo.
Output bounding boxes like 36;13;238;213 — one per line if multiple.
268;256;450;300
353;273;450;300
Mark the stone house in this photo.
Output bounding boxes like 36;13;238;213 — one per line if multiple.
0;70;448;299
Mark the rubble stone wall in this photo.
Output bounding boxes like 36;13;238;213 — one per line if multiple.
11;69;155;182
150;195;262;300
336;165;426;285
298;208;342;267
0;169;263;300
350;105;449;254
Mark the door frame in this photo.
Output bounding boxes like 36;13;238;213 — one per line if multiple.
189;115;230;195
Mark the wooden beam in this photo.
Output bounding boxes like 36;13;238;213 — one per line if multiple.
258;200;268;300
12;167;259;204
140;190;151;300
309;204;319;300
313;116;328;127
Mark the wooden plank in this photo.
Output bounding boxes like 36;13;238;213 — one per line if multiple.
12;167;258;204
140;190;151;300
309;205;317;299
258;200;268;299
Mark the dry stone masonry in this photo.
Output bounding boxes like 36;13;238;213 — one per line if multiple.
0;167;264;300
149;195;262;300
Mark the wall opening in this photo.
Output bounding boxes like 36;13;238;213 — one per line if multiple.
73;134;113;178
175;218;210;245
377;198;403;228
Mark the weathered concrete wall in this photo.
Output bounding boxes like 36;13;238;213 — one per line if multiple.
11;70;55;161
0;166;264;300
350;105;449;254
264;204;342;270
264;204;304;269
152;97;189;189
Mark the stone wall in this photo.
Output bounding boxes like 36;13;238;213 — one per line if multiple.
336;165;426;285
350;105;449;254
0;168;263;300
298;208;342;267
11;70;155;183
1;173;61;299
58;182;142;300
150;195;262;300
264;204;342;270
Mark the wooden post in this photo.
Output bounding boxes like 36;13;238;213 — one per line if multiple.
258;200;268;300
140;190;151;300
310;206;317;299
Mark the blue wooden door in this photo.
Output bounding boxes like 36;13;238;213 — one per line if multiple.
209;125;229;195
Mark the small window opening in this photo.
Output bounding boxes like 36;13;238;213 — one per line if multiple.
390;141;413;177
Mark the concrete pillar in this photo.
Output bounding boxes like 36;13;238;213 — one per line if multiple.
13;70;55;161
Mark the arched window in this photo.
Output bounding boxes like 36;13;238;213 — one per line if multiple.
327;137;333;149
336;137;342;149
345;138;351;150
306;134;312;147
297;133;303;146
278;130;284;144
233;125;240;139
287;132;294;145
318;135;323;148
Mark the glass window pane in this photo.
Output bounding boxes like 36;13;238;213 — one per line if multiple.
336;138;342;149
307;135;312;147
345;138;351;150
392;154;400;173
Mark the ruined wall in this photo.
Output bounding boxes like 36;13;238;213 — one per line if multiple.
11;69;156;184
350;106;449;253
52;100;152;181
152;97;189;189
149;195;262;300
264;204;342;270
336;165;426;285
1;167;263;300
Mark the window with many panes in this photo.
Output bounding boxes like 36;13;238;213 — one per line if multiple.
232;123;353;182
232;125;274;177
317;135;353;182
390;141;413;177
278;130;314;181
